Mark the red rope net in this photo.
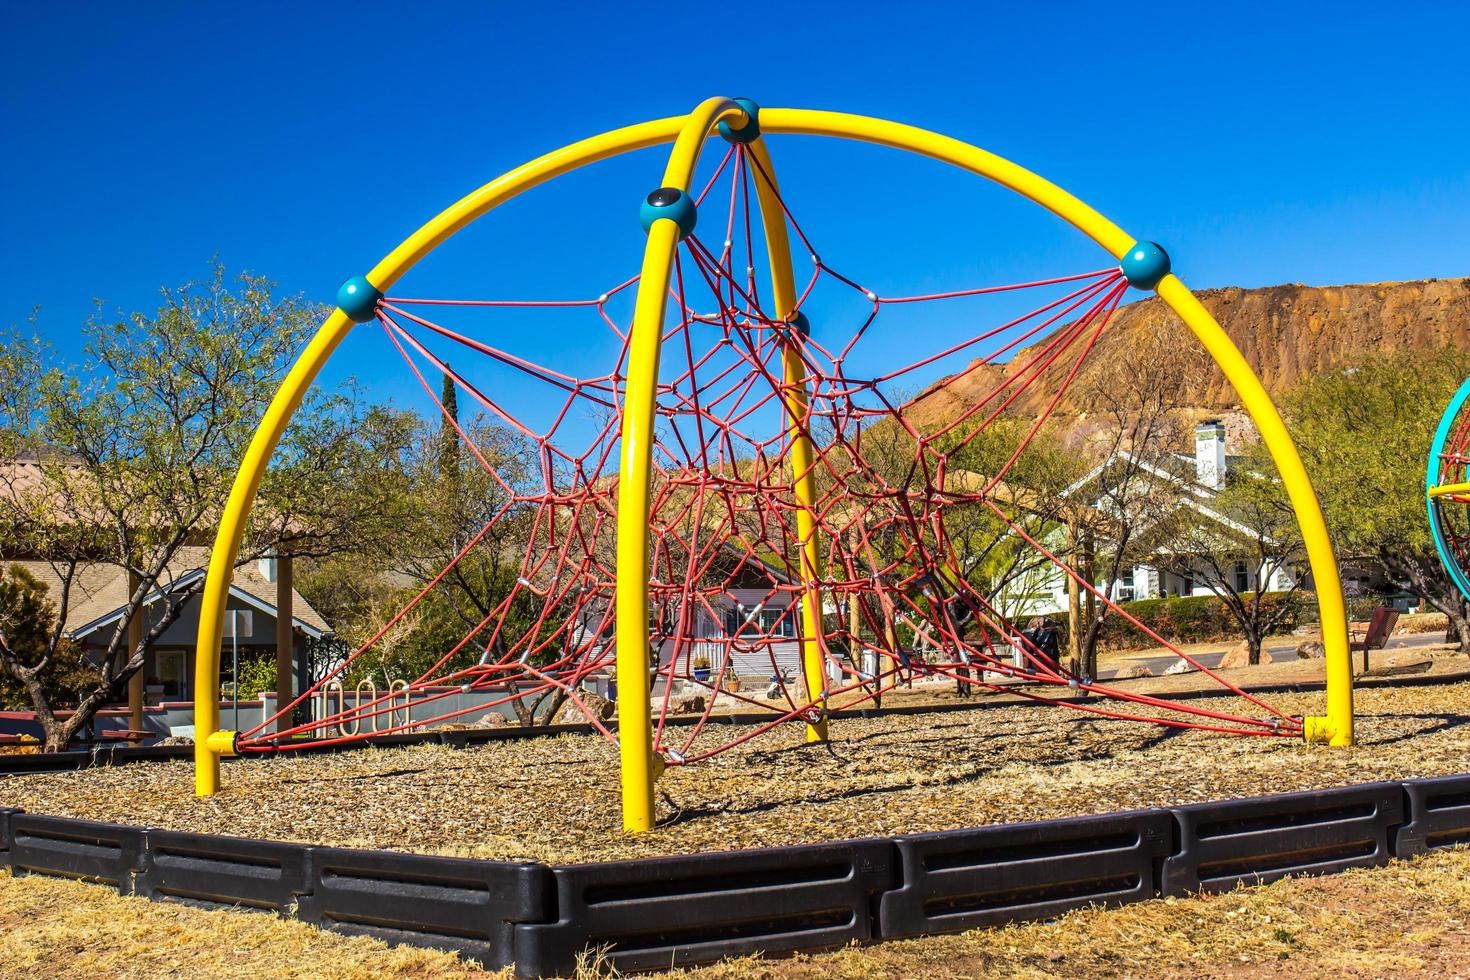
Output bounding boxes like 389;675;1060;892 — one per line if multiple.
1437;396;1470;578
242;144;1303;757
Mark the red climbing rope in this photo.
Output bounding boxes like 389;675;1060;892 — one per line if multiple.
242;142;1303;757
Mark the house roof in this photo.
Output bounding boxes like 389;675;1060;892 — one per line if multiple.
1059;449;1278;546
9;545;331;641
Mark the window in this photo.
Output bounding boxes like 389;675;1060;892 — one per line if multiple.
757;606;797;637
153;648;187;700
1234;562;1250;593
729;603;798;637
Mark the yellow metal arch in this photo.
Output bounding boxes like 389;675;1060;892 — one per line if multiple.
194;103;1354;823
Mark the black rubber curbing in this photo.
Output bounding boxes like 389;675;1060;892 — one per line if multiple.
297;847;551;971
7;813;147;893
2;776;1469;976
513;838;897;976
878;808;1173;939
1395;772;1470;856
137;829;312;913
1159;782;1403;896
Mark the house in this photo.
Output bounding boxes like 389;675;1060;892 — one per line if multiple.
11;546;331;703
999;420;1393;616
672;546;804;678
1067;420;1301;604
0;455;332;722
571;542;805;681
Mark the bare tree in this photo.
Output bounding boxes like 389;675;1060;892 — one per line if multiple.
1071;328;1208;679
1151;442;1308;664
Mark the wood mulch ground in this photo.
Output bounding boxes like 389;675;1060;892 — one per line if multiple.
2;668;1468;864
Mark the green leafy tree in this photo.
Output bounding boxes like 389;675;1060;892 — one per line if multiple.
0;565;94;710
298;405;566;724
0;264;395;749
234;652;279;701
1283;347;1470;651
437;367;460;479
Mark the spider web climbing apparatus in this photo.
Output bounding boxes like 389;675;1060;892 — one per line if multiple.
241;140;1305;761
1430;377;1470;602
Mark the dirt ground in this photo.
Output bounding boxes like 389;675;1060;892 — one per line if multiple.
2;671;1468;864
2;849;1468;979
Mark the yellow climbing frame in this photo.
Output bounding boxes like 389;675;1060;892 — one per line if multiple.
1430;481;1470;499
193;102;1355;833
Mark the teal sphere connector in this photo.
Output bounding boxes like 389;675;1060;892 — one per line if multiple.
640;187;697;239
336;276;383;323
718;98;761;145
786;311;811;337
1120;241;1171;290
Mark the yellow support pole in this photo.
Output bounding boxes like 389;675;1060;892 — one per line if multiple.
614;217;679;832
1156;277;1353;745
193;309;353;794
744;139;827;743
615;97;748;831
1430;481;1470;499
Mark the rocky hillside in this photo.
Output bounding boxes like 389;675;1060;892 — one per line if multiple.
907;277;1470;432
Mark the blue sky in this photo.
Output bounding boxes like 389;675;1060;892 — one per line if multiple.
3;0;1467;436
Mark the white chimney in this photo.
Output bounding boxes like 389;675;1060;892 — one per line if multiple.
258;556;278;583
1195;420;1227;490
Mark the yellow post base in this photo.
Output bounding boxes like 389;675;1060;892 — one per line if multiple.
1302;715;1353;747
195;730;237;797
205;730;240;758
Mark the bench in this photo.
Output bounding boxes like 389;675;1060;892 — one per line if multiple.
1349;607;1400;672
97;729;153;744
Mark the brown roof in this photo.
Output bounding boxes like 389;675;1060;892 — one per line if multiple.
9;545;330;639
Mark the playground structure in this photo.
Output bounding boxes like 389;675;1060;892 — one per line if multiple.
1430;375;1470;603
192;99;1356;832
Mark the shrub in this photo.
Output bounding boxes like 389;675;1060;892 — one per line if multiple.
0;564;95;710
233;653;278;701
1090;591;1307;651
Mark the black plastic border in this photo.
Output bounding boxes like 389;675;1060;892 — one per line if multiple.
137;829;312;913
7;813;147;892
0;806;16;866
1395;773;1470;855
296;846;551;970
513;838;897;976
1;774;1467;975
878;808;1173;939
1161;782;1403;896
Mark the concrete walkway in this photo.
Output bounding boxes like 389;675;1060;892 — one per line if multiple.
1115;630;1452;678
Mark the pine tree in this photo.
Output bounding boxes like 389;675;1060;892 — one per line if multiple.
437;366;460;479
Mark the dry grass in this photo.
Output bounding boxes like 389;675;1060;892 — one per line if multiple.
2;674;1469;864
0;868;502;979
3;850;1469;979
1399;612;1451;635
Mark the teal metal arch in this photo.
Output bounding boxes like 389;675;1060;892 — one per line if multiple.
1429;375;1470;603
